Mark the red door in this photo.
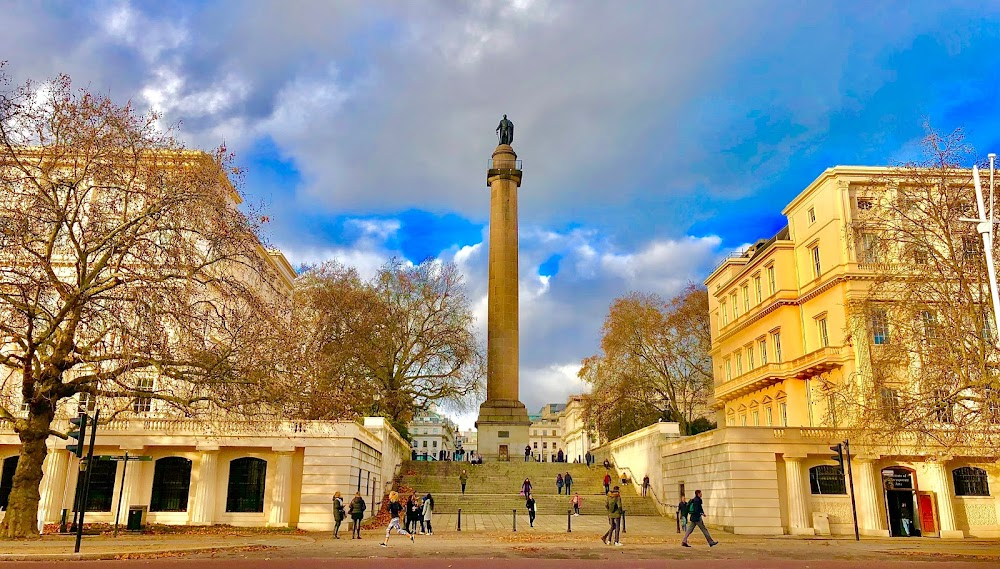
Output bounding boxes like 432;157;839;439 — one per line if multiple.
917;492;937;535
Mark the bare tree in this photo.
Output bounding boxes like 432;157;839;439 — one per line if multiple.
837;127;1000;454
580;285;713;437
0;73;285;537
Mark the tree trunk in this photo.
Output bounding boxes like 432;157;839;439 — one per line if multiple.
0;410;54;539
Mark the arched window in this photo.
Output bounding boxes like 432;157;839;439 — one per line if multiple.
75;459;117;511
953;466;990;497
150;457;193;512
226;458;267;512
1;456;18;510
809;465;846;495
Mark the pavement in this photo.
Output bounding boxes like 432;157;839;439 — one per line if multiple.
0;515;997;566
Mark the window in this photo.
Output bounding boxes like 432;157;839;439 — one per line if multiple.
871;309;889;345
980;310;995;341
779;402;788;426
226;457;267;513
752;410;759;426
985;388;1000;424
953;467;990;496
746;345;755;369
721;300;728;326
133;376;154;413
933;389;954;424
150;457;192;512
767;265;776;294
740;414;747;426
879;387;901;421
810;246;822;278
77;392;95;415
817;317;829;347
76;459;117;512
731;292;739;318
765;406;773;426
411;440;417;447
724;358;732;381
921;310;939;341
422;441;427;448
856;198;873;211
742;284;750;312
533;442;538;449
542;442;548;449
736;353;744;375
913;247;928;265
754;275;762;303
772;331;782;362
807;207;816;224
859;232;879;264
964;235;981;261
0;456;17;510
827;394;838;426
758;338;768;365
809;465;847;495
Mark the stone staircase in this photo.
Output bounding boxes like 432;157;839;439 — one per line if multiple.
398;460;660;516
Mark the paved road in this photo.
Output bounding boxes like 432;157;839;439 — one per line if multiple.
1;560;997;569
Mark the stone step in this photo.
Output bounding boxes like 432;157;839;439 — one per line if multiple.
413;495;660;516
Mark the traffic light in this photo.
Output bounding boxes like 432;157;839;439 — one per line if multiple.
67;414;88;457
830;443;844;471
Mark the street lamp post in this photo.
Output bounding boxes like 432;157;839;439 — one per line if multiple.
960;154;1000;347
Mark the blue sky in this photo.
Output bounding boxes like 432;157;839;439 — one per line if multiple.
5;0;1000;428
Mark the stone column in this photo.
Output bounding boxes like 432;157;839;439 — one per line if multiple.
784;456;814;535
267;450;294;527
853;458;888;536
926;460;964;539
38;449;70;524
189;447;219;525
61;456;82;517
115;450;146;523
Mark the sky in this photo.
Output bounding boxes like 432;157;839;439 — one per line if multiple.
5;0;1000;430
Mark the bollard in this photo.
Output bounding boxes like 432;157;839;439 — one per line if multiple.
59;509;68;534
512;509;517;532
622;510;627;534
567;509;572;533
675;512;680;533
458;508;462;532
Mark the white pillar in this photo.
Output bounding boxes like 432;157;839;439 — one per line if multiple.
38;449;70;523
61;456;82;518
189;448;219;525
853;458;889;536
114;454;145;524
267;450;294;527
784;456;814;535
926;460;964;539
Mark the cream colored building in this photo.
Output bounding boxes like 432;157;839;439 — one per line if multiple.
559;396;600;464
527;404;565;462
408;410;458;461
596;166;1000;539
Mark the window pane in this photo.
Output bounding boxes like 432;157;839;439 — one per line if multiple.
953;467;990;497
150;457;193;512
226;458;267;513
809;465;847;495
75;459;117;512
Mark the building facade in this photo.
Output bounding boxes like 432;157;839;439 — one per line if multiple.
408;410;458;461
528;404;565;462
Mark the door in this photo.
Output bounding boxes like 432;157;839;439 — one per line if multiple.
916;492;939;537
498;444;509;462
882;467;919;537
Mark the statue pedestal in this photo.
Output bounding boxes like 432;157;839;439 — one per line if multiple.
476;400;530;462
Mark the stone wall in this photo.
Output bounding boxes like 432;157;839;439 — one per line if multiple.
591;422;680;515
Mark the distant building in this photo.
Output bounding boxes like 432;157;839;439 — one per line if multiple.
407;410;458;461
456;430;477;457
559;396;600;463
528;404;566;462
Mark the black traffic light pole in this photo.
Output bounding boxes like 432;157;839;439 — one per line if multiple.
67;413;88;534
844;439;860;542
75;409;99;554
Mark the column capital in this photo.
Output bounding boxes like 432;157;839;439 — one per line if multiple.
196;444;220;452
272;445;296;454
782;454;807;461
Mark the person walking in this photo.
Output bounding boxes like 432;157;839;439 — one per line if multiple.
526;492;537;528
681;490;718;548
349;492;366;539
422;493;434;535
521;477;532;497
404;495;416;534
564;472;573;495
459;469;469;495
415;496;426;534
524;444;532;462
602;486;623;546
603;472;612;495
332;491;345;539
571;492;582;516
677;494;689;533
603;458;611;470
585;451;591;467
557;449;564;463
642;475;650;497
380;491;413;547
556;473;564;495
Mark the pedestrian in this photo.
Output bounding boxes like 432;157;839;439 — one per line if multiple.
558;449;564;463
564;472;573;494
681;490;718;548
524;444;531;462
677;494;689;533
526;492;537;528
521;477;532;497
603;472;612;495
416;496;426;534
422;493;434;535
349;492;366;539
556;473;564;495
642;474;650;497
380;491;413;547
585;451;592;467
332;491;345;539
571;492;582;516
603;458;611;470
404;495;416;533
602;486;623;546
459;469;468;495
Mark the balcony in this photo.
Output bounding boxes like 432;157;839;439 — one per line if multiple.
715;345;850;402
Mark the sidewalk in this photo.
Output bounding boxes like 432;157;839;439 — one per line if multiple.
0;533;313;561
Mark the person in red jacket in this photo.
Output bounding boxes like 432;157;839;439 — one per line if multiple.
603;472;612;495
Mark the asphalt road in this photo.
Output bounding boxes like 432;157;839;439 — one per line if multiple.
1;560;997;569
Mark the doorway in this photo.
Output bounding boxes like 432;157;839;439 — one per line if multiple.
882;467;919;537
498;444;509;462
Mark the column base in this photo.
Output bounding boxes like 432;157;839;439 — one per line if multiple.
860;528;891;537
789;527;816;536
266;521;291;528
476;399;530;462
940;529;965;539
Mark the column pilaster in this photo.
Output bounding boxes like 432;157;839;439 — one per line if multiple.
189;447;219;525
927;460;963;539
853;457;889;536
267;450;294;527
784;456;814;535
38;449;70;524
114;449;146;522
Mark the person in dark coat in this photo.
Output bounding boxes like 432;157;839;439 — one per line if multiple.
524;445;532;462
521;477;532;497
602;486;623;546
564;472;573;494
349;492;366;539
405;495;416;533
681;490;718;547
459;469;469;494
332;491;345;539
556;473;564;495
677;495;689;533
526;493;537;528
642;474;650;497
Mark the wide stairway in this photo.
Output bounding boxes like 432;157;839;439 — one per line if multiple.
399;460;660;516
